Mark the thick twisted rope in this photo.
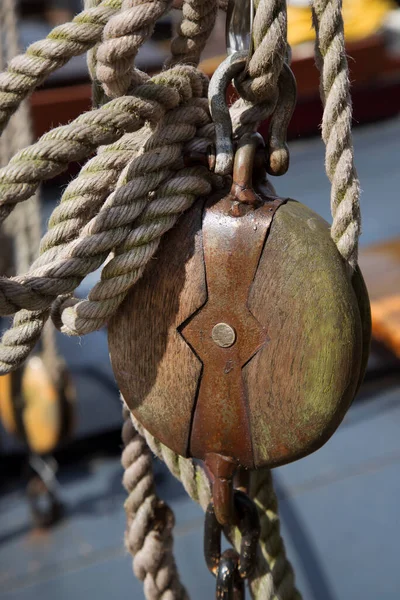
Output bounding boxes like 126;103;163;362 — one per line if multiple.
38;127;151;264
0;0;125;134
0;67;201;227
57;116;214;336
0;98;208;312
231;0;288;136
167;0;218;67
311;0;360;269
122;405;188;600
130;409;301;600
0;86;210;373
96;0;173;98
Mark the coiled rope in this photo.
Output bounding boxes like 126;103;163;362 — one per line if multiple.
0;1;361;598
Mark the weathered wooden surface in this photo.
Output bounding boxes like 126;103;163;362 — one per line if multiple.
245;201;368;467
109;199;207;457
359;239;400;357
109;197;370;469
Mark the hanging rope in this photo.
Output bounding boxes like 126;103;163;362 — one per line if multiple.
230;0;288;136
311;0;361;269
96;0;173;98
130;407;300;600
167;0;219;67
122;405;188;600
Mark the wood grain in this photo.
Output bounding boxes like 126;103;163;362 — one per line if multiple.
108;198;208;457
245;201;368;467
109;196;370;468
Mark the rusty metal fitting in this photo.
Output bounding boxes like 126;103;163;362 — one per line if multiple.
229;132;266;212
204;489;260;598
206;453;238;526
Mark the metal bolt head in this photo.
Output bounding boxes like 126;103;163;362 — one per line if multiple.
212;323;236;348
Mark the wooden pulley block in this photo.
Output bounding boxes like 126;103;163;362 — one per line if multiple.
0;356;75;455
109;133;371;522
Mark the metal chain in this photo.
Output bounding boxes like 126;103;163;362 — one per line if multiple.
204;490;261;599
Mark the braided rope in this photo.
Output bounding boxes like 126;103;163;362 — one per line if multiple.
96;0;173;98
0;0;125;134
122;405;188;600
311;0;360;269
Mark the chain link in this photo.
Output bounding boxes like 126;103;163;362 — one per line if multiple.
204;489;260;599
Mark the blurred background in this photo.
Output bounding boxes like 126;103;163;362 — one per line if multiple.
1;1;400;599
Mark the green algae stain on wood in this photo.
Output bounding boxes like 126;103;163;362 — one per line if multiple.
245;200;369;468
110;194;371;470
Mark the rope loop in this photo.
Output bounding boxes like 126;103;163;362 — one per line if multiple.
233;0;288;107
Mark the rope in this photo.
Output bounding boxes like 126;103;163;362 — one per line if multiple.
0;0;125;134
167;0;218;67
57;137;214;335
0;67;202;227
122;405;188;600
0;71;210;374
130;408;301;600
311;0;361;269
230;0;288;136
96;0;173;98
0;76;206;310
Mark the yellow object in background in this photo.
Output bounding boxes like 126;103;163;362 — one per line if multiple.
0;373;19;437
288;0;397;47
